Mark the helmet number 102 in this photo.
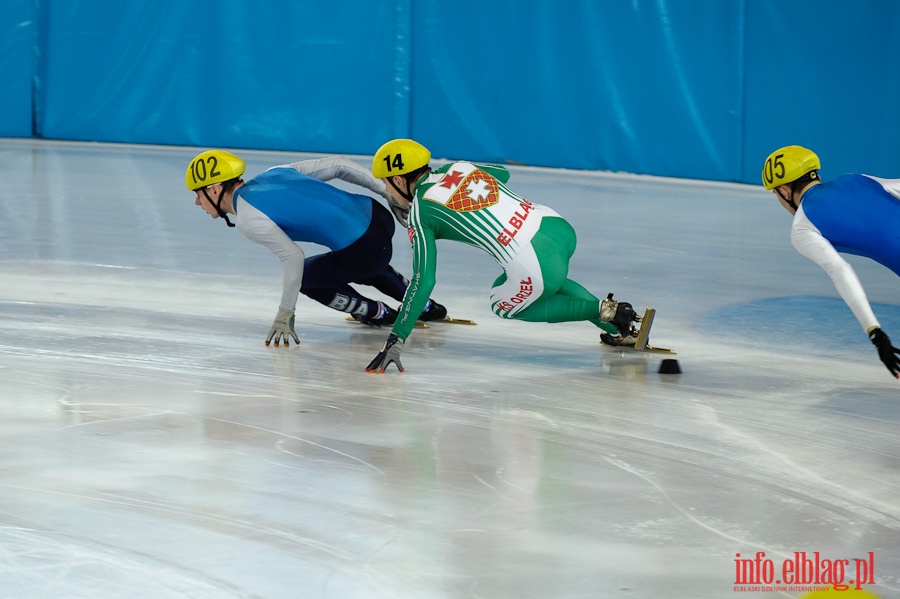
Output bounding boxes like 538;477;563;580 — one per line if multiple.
190;156;221;186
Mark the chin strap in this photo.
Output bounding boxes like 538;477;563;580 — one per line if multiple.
387;168;431;204
202;187;235;227
778;187;798;212
782;172;818;213
387;176;414;204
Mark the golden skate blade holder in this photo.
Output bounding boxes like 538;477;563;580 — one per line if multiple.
634;307;655;351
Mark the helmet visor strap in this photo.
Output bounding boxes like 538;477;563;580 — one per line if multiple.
778;186;798;212
202;187;235;228
387;176;413;203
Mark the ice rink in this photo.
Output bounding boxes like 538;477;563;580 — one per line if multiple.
1;139;898;598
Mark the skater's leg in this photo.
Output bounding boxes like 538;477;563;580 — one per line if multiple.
301;279;382;320
494;217;618;333
298;254;398;325
298;199;400;323
327;202;437;318
490;218;569;318
359;265;447;321
356;265;409;302
492;268;607;325
554;279;618;333
511;283;617;334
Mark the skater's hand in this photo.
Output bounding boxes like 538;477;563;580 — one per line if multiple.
266;307;300;347
366;333;405;373
869;327;900;378
385;195;410;227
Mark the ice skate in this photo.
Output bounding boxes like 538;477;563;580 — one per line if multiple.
599;293;641;347
600;301;676;354
418;299;448;322
352;302;398;327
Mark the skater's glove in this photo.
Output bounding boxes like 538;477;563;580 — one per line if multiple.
366;333;405;373
868;327;900;378
266;307;300;347
385;195;410;227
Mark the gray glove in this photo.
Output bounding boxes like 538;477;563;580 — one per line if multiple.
266;307;300;347
366;333;405;373
385;195;410;227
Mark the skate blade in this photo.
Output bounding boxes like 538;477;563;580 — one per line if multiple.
345;316;428;328
600;341;677;355
436;317;476;325
600;307;676;354
412;317;477;326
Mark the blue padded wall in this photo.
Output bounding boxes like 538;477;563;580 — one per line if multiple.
9;1;900;184
411;1;745;180
0;0;36;137
35;1;398;154
743;1;900;182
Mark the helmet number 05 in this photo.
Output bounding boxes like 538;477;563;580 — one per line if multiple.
763;153;785;187
190;156;221;186
383;153;404;173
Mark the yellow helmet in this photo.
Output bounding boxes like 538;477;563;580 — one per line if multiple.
761;145;820;190
186;150;246;191
372;139;431;178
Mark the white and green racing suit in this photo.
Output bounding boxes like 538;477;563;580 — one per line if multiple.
390;161;616;340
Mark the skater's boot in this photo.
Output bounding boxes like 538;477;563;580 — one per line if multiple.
353;301;398;327
418;299;447;322
599;293;640;347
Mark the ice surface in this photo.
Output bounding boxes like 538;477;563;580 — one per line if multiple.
0;140;898;598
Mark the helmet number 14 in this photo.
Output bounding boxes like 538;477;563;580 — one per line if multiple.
383;154;405;173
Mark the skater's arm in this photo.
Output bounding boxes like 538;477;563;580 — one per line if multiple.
365;224;434;373
864;175;900;200
367;227;435;373
236;199;305;310
280;156;389;199
391;220;438;340
791;208;879;333
281;155;407;225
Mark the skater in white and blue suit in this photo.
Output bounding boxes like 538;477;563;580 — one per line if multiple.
762;144;900;378
186;150;446;347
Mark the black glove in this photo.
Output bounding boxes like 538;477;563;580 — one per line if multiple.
868;327;900;378
366;333;405;373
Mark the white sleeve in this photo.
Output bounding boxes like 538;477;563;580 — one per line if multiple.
863;175;900;200
791;206;880;333
235;198;305;311
275;156;392;201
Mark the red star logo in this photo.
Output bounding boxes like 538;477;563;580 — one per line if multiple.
440;170;464;189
